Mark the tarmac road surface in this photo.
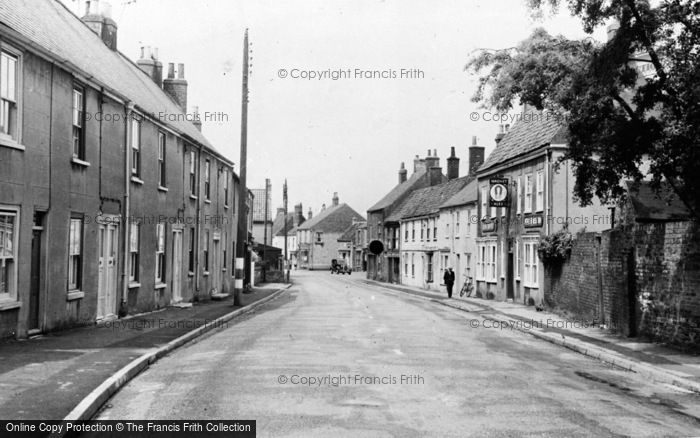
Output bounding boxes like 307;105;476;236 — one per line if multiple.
97;270;700;437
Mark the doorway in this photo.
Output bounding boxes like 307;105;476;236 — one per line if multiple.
172;229;183;303
97;219;119;320
28;211;45;333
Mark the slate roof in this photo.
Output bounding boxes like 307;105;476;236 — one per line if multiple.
368;170;433;212
273;213;299;237
297;204;365;233
479;113;567;172
386;177;471;222
625;181;691;222
0;0;230;163
337;224;358;242
440;178;478;209
251;189;271;222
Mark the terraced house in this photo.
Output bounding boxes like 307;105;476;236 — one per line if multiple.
0;0;244;338
475;115;611;306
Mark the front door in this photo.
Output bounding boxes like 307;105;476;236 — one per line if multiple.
97;221;118;320
507;252;514;301
172;230;183;303
28;228;42;332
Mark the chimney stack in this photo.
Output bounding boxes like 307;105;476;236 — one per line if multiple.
332;192;339;207
424;148;439;170
294;203;304;227
469;136;486;177
276;207;285;218
398;162;407;184
447;146;459;180
321;203;326;211
429;166;443;186
82;0;118;51
192;106;202;132
413;154;426;173
308;208;313;220
136;46;163;86
163;62;188;112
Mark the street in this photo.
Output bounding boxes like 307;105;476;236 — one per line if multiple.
97;271;700;437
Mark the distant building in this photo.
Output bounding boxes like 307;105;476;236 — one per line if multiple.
366;150;446;283
297;193;364;270
390;176;471;290
337;219;366;270
271;203;305;269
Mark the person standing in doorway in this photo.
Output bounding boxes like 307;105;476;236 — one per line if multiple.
444;267;455;298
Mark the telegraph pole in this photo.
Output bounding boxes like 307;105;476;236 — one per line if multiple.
262;178;270;282
234;29;250;306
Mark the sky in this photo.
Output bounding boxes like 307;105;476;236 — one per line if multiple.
61;0;608;216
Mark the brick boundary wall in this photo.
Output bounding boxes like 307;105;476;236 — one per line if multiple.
545;221;700;350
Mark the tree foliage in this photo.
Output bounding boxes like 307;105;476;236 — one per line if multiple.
466;0;700;218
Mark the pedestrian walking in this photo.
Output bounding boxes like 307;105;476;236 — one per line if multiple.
443;267;455;298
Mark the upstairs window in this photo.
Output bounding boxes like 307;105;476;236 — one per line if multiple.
516;176;522;214
189;151;197;195
536;170;544;212
203;230;210;272
204;160;211;200
72;87;85;159
0;50;19;142
131;119;141;177
188;227;195;273
524;174;533;213
158;132;166;187
224;171;229;206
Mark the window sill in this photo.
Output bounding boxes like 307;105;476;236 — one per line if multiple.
224;204;229;210
0;299;21;311
155;283;167;290
66;291;85;301
189;194;198;201
158;186;169;193
128;282;141;289
71;157;90;167
131;176;144;185
0;137;25;151
222;268;227;272
188;272;194;277
204;199;211;204
486;280;498;284
524;284;539;289
203;271;210;277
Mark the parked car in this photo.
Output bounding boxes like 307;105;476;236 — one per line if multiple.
330;259;352;275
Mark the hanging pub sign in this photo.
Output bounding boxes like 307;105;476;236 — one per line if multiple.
524;214;544;228
489;178;509;207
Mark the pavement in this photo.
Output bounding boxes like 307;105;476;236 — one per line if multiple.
0;283;289;420
97;270;700;437
359;277;700;394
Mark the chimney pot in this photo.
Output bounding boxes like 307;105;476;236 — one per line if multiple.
332;192;339;206
178;63;185;79
468;140;486;177
167;63;175;79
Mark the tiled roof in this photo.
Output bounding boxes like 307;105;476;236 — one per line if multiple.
368;170;431;212
440;178;478;209
386;177;471;221
0;0;228;161
626;181;691;221
297;204;365;233
479;113;566;172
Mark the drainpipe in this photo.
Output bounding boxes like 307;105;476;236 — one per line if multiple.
120;101;134;316
195;146;202;300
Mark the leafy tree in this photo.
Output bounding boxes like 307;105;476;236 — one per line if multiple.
466;0;700;219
